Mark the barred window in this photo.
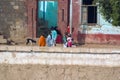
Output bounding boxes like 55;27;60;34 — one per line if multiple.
81;0;97;25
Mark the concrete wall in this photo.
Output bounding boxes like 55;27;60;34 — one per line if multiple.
0;52;120;80
0;52;120;67
0;0;27;42
73;0;120;44
77;9;120;44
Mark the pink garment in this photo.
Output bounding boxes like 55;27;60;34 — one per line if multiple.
67;41;72;47
67;37;72;47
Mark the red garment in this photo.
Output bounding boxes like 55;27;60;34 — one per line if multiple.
67;26;70;34
56;35;62;44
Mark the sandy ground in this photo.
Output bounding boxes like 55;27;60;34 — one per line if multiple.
0;64;120;80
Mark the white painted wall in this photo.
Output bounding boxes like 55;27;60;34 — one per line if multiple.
80;7;120;34
0;52;120;67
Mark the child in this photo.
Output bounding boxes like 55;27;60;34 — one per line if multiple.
67;34;72;47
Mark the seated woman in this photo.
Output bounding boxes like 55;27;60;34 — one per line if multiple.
56;34;62;44
38;33;46;47
55;27;62;44
46;32;53;47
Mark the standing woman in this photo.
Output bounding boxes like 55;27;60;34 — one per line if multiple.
51;27;57;46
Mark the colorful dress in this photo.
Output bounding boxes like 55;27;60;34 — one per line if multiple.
67;37;72;47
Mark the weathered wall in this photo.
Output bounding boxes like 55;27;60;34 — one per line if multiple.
58;0;69;35
0;52;120;80
26;0;37;38
77;11;120;44
0;0;120;44
0;0;27;42
0;64;120;80
72;0;80;43
74;0;120;44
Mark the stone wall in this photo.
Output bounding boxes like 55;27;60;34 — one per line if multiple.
0;0;27;42
0;51;120;80
0;64;120;80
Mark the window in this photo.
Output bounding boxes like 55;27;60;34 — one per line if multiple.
81;0;97;25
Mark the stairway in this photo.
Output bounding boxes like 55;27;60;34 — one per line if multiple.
0;35;7;44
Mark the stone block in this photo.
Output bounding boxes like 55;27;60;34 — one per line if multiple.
0;39;7;44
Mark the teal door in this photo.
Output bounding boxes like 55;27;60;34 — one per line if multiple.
37;0;58;37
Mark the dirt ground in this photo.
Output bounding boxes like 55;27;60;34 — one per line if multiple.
0;64;120;80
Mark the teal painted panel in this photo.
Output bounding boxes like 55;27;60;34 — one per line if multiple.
38;1;58;28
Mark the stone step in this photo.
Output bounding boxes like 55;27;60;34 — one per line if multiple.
0;39;7;44
0;35;4;39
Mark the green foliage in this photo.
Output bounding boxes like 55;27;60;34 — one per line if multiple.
94;0;120;26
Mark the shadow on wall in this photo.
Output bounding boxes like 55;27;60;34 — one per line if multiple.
77;25;87;45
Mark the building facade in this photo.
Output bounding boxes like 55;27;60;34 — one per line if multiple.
0;0;120;44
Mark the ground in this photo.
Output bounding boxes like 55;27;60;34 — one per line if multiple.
0;64;120;80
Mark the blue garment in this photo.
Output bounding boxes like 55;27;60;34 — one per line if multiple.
51;30;57;40
51;30;57;46
46;34;53;47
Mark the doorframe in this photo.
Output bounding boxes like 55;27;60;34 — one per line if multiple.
26;0;37;38
26;0;69;38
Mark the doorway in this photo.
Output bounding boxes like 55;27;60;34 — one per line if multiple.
36;0;58;37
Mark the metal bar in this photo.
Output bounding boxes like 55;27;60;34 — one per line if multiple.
69;0;72;34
